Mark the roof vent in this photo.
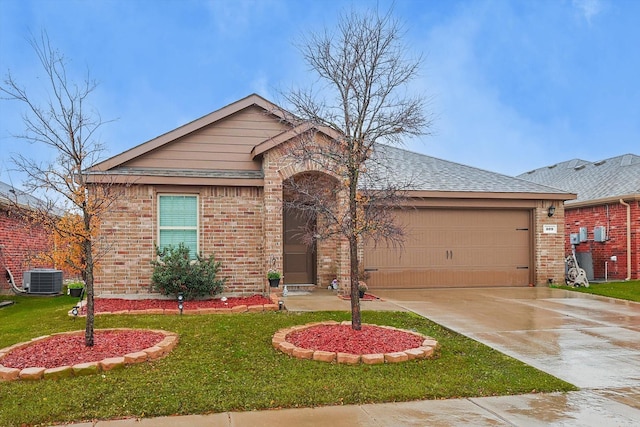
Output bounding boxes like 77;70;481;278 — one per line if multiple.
567;159;580;169
621;154;633;166
574;164;586;170
594;160;606;166
547;164;557;169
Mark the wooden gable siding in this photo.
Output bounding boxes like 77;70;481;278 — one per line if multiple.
122;106;287;171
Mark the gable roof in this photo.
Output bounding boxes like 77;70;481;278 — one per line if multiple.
89;93;290;173
251;121;341;159
517;154;640;205
369;144;573;198
85;93;574;199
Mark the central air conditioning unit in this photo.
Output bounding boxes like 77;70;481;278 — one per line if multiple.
23;269;63;294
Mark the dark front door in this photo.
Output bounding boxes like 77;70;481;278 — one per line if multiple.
283;209;316;284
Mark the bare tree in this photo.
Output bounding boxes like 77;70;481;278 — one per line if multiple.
0;31;118;346
283;8;432;329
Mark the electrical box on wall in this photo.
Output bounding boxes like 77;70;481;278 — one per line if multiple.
570;233;580;245
579;227;588;242
594;226;607;242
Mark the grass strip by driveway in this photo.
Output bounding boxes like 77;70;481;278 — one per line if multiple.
553;279;640;302
0;295;576;426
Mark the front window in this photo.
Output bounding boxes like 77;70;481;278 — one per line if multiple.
158;194;198;257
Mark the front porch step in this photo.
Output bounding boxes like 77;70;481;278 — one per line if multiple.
283;284;316;292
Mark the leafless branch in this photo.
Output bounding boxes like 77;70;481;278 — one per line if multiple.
282;7;432;329
0;30;121;346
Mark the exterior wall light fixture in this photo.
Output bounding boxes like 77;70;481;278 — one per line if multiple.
548;204;556;217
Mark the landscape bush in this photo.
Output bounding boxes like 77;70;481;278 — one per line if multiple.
151;243;225;300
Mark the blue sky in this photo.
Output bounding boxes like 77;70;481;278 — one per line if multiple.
1;0;638;190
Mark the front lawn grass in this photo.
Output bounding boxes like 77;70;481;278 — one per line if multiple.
553;279;640;302
0;294;576;426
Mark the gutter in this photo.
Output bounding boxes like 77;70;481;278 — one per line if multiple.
620;199;632;281
566;194;640;209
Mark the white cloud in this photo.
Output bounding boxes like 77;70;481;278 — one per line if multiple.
572;0;604;24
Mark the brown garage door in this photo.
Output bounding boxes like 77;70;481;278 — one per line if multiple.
364;209;532;288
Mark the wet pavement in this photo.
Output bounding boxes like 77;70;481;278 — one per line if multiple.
65;287;640;426
372;287;640;390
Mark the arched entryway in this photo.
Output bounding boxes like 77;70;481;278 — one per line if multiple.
282;172;341;287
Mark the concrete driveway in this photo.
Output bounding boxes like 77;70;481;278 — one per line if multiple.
373;287;640;390
283;286;640;424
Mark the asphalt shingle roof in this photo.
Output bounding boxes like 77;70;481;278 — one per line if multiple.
516;154;640;204
0;181;48;210
367;144;570;195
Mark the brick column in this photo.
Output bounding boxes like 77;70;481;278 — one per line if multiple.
534;200;566;285
263;149;284;290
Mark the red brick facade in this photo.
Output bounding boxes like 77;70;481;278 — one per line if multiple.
565;200;640;280
0;205;51;293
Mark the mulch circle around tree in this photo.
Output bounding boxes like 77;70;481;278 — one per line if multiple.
337;292;379;301
0;329;178;382
273;321;440;365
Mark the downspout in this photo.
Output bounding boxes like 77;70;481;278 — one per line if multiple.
620;199;632;281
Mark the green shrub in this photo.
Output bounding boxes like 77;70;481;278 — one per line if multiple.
267;270;281;279
67;281;84;289
151;243;226;300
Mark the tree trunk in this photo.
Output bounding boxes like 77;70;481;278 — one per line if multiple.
349;169;361;330
349;234;361;330
83;215;95;347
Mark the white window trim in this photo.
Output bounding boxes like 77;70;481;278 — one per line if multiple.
157;193;200;256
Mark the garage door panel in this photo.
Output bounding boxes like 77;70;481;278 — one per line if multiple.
364;209;531;288
370;267;529;288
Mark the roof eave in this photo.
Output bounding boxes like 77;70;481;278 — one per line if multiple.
405;190;576;200
565;193;640;209
85;173;264;187
251;122;341;159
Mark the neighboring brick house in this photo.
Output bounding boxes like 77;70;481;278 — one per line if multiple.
86;94;574;296
0;181;52;294
518;154;640;281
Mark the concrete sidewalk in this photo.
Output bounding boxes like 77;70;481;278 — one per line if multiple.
64;389;640;426
64;287;640;427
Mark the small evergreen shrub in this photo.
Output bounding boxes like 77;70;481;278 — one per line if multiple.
151;243;226;300
267;270;281;279
67;281;84;289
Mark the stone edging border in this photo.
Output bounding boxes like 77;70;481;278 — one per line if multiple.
68;294;281;317
0;328;178;381
272;321;440;365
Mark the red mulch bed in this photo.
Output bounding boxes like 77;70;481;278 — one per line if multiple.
287;324;423;354
2;297;419;370
0;330;165;369
81;295;272;314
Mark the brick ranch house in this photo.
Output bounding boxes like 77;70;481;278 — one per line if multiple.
86;94;574;296
0;181;52;294
519;154;640;281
